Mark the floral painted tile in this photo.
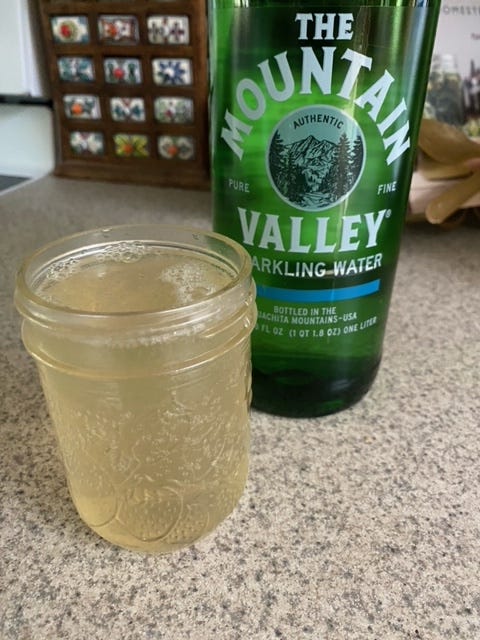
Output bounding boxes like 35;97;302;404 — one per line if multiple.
152;58;192;86
158;136;195;161
104;58;142;84
51;16;89;44
70;132;104;156
147;16;190;44
98;15;139;44
154;97;194;124
57;57;95;83
110;98;146;122
114;134;149;158
64;95;101;119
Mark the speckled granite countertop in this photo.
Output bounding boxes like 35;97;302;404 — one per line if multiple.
1;176;479;640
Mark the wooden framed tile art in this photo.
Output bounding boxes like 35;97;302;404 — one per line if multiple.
38;1;210;189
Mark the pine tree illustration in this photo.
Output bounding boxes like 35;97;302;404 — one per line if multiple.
349;136;364;187
285;150;298;202
334;133;352;198
290;164;308;205
269;131;286;183
320;145;339;199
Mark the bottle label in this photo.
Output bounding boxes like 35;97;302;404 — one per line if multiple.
211;6;437;359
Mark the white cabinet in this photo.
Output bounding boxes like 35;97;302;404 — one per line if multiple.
0;0;53;180
0;104;55;178
0;0;49;97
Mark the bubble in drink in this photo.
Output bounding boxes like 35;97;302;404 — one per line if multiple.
39;246;235;312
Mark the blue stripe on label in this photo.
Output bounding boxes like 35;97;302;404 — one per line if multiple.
256;279;381;303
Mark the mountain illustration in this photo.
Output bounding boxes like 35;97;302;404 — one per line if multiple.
269;130;364;210
288;135;336;166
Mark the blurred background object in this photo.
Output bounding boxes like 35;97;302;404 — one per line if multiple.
35;0;210;189
410;0;480;224
0;0;54;191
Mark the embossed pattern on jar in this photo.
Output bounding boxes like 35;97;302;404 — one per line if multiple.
15;225;256;553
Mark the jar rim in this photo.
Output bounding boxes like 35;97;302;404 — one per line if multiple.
14;223;254;333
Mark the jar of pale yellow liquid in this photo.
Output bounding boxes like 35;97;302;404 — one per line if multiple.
14;225;256;553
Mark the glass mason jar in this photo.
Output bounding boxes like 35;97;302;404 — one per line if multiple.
14;224;256;553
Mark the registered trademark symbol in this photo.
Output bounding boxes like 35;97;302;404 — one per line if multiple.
385;209;392;218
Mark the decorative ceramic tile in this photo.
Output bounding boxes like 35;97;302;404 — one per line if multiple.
64;95;101;119
152;58;192;86
98;15;139;44
69;132;104;156
110;97;146;122
57;57;95;83
158;136;195;160
147;15;190;44
51;16;89;43
114;134;149;158
104;58;142;84
154;97;194;124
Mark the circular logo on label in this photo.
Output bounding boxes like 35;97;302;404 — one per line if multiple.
266;105;366;212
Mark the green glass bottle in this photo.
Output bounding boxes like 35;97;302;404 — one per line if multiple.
209;0;440;417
